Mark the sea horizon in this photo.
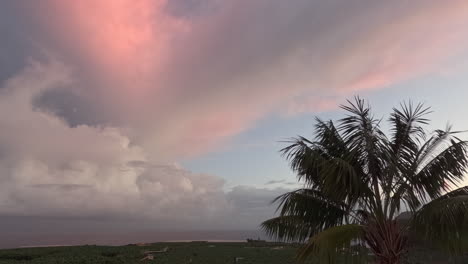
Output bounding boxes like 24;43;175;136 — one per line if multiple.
0;230;268;249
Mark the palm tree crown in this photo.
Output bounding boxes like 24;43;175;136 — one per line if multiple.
262;97;468;264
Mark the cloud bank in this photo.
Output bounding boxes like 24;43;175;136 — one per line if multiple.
0;61;284;231
1;0;468;231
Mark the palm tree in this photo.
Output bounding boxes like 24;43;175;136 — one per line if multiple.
262;97;468;264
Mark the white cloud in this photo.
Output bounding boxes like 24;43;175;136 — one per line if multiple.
0;61;145;218
0;61;285;229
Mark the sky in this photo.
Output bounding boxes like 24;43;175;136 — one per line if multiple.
1;0;468;246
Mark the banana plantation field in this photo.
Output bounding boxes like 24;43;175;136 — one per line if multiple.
0;242;297;264
0;242;466;264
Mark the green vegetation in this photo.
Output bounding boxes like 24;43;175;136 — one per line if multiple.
0;242;297;264
262;98;468;264
0;242;467;263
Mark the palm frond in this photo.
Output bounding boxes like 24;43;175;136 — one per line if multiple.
411;186;468;254
261;216;314;242
338;97;387;177
389;102;430;147
389;135;468;216
416;128;454;166
386;102;430;197
338;97;388;216
280;118;350;182
314;118;349;158
413;139;468;199
280;133;370;204
298;224;367;263
273;189;347;232
280;136;323;186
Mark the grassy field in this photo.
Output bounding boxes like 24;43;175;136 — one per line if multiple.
0;242;298;264
0;242;467;264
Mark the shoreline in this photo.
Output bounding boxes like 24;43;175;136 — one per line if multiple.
9;240;257;250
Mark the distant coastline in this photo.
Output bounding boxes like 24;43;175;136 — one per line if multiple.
17;240;247;249
18;245;72;249
2;230;266;249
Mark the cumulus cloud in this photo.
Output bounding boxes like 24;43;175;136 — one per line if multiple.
2;0;468;232
0;62;285;230
0;61;144;218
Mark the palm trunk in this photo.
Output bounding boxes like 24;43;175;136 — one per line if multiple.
365;219;407;264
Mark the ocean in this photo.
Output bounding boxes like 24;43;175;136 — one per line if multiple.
0;230;267;249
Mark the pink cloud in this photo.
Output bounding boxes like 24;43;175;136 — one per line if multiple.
21;0;468;159
38;0;189;108
333;0;468;92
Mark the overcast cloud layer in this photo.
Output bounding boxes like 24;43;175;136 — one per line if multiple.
1;0;468;240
